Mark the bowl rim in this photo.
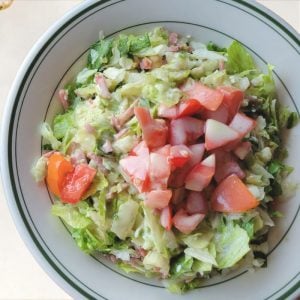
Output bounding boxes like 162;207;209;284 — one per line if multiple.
1;0;299;299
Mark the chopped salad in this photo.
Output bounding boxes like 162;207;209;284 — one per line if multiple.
32;27;298;293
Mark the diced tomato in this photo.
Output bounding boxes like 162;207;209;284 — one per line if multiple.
168;144;205;188
149;153;171;190
173;209;205;234
182;82;224;111
120;155;150;192
214;150;245;183
46;152;74;197
178;99;203;117
211;174;259;212
201;102;229;124
131;141;149;157
229;112;256;138
186;191;208;214
158;99;203;120
154;144;171;157
185;154;215;191
171;187;187;208
168;145;191;169
60;164;96;203
233;141;252;160
205;119;240;150
134;107;168;149
215;160;245;183
158;104;178;119
169;117;204;145
160;205;172;231
217;86;244;121
144;190;172;209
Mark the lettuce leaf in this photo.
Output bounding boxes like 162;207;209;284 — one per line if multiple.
88;38;113;69
214;221;250;269
226;40;256;74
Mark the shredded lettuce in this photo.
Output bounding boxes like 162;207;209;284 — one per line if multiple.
226;40;255;74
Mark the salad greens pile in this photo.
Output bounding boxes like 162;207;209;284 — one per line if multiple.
32;27;298;293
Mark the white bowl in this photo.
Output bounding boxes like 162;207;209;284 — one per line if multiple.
1;0;299;299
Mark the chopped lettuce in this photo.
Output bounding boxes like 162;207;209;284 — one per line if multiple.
31;156;48;182
51;202;92;229
214;221;250;269
88;38;113;69
226;40;255;74
53;111;74;139
40;122;61;150
111;199;139;240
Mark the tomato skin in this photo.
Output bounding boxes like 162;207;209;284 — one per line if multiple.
160;205;172;231
185;154;215;192
168;144;205;188
145;190;172;209
186;191;208;214
178;99;203;117
134;107;168;149
168;145;191;169
120;155;150;192
211;174;259;213
60;164;96;204
46;152;74;197
173;209;205;234
182;82;224;111
217;86;244;121
214;150;245;183
169;117;205;145
201;102;229;124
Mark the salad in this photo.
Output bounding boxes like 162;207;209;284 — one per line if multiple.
32;27;298;293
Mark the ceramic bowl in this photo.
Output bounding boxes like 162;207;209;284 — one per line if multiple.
1;0;299;299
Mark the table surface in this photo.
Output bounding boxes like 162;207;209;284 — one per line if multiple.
0;1;299;299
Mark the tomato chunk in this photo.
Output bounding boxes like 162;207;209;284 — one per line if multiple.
201;102;229;124
178;99;203;117
149;153;171;190
168;145;191;169
217;86;244;121
205;119;240;150
61;164;96;203
46;152;74;197
120;155;150;192
145;190;172;209
229;112;256;138
214;150;245;183
158;104;178;119
211;174;259;212
169;117;204;145
168;144;205;188
173;209;205;234
158;99;203;120
160;205;172;231
134;107;168;148
131;141;149;157
185;154;215;191
182;82;224;111
186;191;208;214
233;141;252;160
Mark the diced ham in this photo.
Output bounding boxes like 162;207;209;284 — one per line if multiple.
58;89;69;110
95;74;111;99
